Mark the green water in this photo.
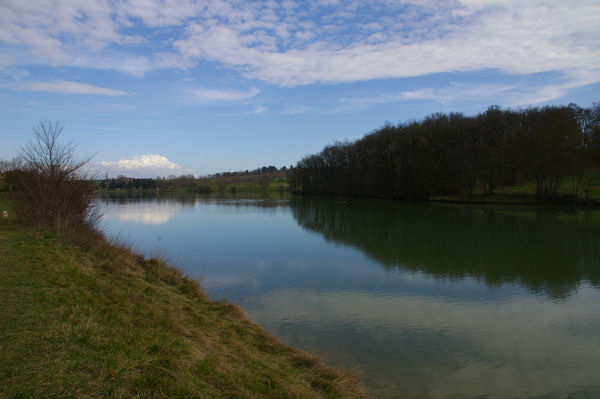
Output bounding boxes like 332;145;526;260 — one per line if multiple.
100;194;600;398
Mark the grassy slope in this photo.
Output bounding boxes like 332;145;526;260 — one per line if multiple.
0;194;365;399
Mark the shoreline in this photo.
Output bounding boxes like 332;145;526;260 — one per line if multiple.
0;193;367;398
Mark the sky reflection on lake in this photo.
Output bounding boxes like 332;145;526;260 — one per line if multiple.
103;200;186;225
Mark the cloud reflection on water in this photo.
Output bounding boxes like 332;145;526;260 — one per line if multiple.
247;285;600;399
102;200;188;225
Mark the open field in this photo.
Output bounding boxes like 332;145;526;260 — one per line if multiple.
431;174;600;205
200;178;290;194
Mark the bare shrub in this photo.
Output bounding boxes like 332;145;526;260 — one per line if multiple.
6;121;99;243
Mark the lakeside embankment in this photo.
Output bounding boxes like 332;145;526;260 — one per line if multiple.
0;193;366;398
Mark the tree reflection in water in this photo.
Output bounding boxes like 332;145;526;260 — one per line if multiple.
291;197;600;299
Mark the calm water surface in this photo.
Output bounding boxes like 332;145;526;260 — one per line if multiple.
99;194;600;399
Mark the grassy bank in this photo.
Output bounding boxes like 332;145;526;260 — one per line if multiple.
0;193;365;398
430;174;600;206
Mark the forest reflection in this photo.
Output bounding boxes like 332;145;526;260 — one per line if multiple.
290;197;600;299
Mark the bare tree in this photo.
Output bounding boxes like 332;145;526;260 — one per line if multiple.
21;121;92;179
7;121;99;240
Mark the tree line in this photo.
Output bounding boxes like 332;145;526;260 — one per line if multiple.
99;166;289;192
289;103;600;201
100;176;195;190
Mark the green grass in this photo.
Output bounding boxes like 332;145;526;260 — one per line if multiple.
432;174;600;205
0;193;365;399
202;179;290;194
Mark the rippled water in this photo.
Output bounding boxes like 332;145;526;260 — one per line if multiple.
99;194;600;398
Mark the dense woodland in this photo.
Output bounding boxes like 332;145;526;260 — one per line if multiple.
289;103;600;201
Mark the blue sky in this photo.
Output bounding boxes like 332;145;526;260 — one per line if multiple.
1;0;599;177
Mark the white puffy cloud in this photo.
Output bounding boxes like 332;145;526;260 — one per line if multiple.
93;154;189;178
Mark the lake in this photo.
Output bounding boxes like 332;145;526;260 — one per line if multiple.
99;193;600;399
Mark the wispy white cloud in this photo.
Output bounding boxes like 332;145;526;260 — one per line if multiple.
337;88;444;112
0;0;598;102
282;104;312;115
91;154;188;178
169;0;600;89
16;80;133;96
334;76;600;112
504;71;600;106
191;87;260;103
71;54;152;77
0;53;15;67
251;105;268;114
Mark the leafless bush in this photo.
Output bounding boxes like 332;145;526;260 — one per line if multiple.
6;121;100;243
